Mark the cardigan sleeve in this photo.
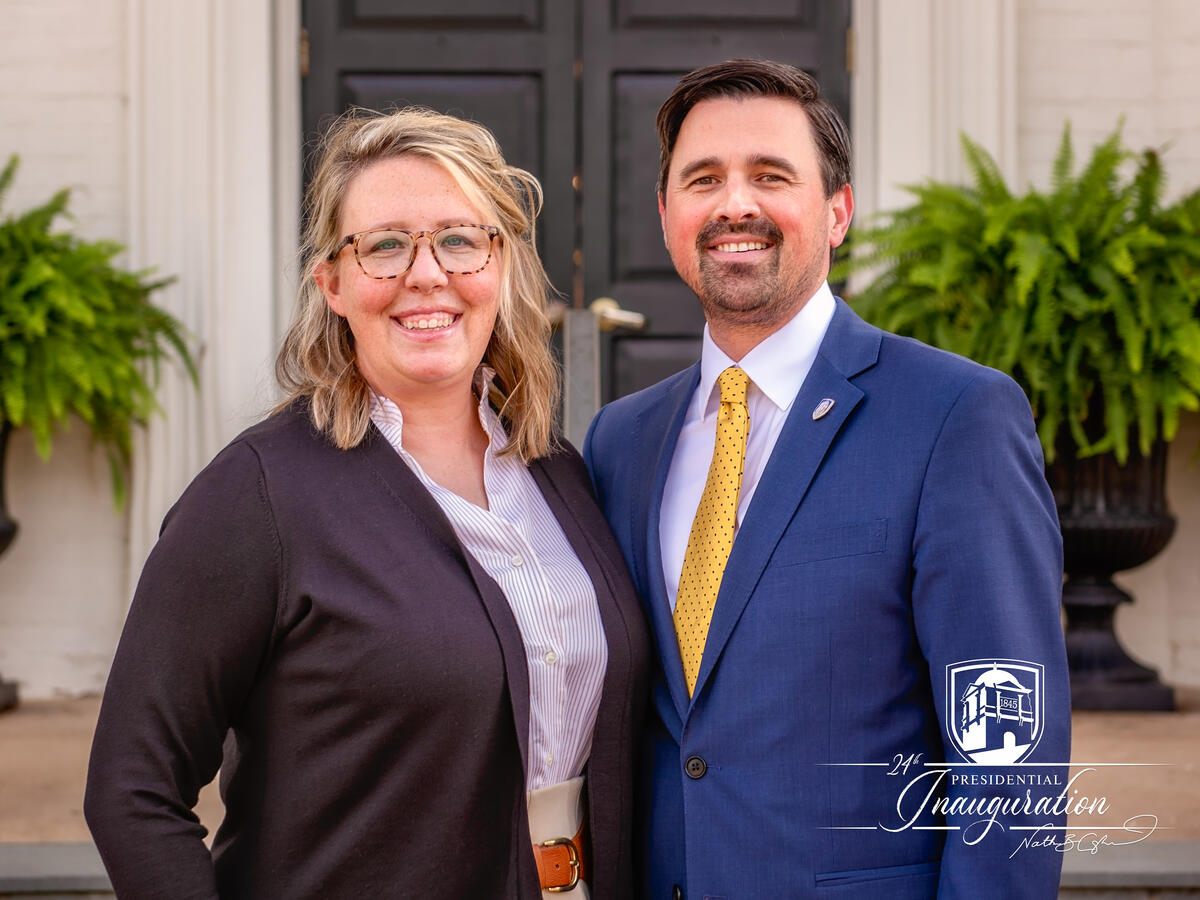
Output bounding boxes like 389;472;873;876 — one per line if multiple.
84;440;283;900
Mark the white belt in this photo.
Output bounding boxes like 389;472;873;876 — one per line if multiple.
528;775;590;897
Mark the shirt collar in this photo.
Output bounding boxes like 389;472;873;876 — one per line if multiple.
695;281;836;418
368;365;508;453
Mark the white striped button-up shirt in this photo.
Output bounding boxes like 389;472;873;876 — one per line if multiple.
369;378;608;791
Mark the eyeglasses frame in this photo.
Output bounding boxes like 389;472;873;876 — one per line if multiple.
328;224;501;278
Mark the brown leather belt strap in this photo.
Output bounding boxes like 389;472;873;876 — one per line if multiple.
532;820;589;892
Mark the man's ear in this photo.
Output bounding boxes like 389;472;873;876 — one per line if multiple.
313;259;346;317
828;183;854;248
658;192;667;245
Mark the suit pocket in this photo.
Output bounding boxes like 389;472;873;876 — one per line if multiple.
772;518;888;567
815;859;939;897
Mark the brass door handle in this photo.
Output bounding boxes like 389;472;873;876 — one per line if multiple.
589;297;647;332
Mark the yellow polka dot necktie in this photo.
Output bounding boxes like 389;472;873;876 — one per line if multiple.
674;366;750;697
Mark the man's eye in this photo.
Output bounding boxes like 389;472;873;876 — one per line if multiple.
690;176;717;186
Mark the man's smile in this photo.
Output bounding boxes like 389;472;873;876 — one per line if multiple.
709;240;771;253
695;217;784;262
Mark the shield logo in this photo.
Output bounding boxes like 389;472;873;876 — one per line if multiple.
945;659;1044;764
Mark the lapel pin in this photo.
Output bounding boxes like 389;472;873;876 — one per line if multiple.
812;398;835;420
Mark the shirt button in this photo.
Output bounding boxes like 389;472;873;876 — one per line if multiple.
685;756;707;779
511;554;524;567
545;752;554;766
544;650;558;665
672;885;683;900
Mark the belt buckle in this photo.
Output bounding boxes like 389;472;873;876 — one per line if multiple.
539;836;581;892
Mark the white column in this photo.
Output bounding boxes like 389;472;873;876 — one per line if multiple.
124;0;300;594
930;0;1018;187
852;0;1018;220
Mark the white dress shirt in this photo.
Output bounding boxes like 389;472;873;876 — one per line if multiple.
660;282;837;610
370;372;607;791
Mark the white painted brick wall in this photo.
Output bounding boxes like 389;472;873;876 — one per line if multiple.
0;0;127;240
1018;0;1200;690
1018;0;1200;199
0;0;130;697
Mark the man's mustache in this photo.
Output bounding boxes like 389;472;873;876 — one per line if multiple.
695;218;784;250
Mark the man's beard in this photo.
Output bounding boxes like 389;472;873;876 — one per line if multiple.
691;218;809;329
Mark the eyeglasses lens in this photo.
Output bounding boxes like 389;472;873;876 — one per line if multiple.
355;225;492;277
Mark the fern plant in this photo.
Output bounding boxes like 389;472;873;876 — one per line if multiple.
834;125;1200;463
0;155;196;504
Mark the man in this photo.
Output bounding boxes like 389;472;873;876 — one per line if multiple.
583;59;1070;899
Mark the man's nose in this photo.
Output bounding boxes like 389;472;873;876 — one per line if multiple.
714;178;761;221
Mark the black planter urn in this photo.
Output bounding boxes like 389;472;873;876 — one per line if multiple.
1046;439;1176;710
0;421;15;556
0;421;19;711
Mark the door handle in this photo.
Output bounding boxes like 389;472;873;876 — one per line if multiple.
589;297;647;332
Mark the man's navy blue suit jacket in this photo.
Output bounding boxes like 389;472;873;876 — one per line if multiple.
584;299;1070;899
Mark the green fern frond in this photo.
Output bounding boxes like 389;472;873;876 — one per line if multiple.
1132;148;1164;221
0;156;18;207
1050;125;1076;197
961;134;1011;204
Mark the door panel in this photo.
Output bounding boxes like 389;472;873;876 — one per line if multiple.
339;75;544;174
611;74;674;285
615;0;817;25
610;337;704;400
348;0;541;26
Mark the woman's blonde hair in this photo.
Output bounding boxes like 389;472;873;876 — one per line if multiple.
276;106;560;461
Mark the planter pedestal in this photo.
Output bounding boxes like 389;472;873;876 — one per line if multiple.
1062;576;1174;710
0;422;15;556
1047;440;1176;711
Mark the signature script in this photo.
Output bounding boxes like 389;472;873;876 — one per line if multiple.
1009;816;1159;859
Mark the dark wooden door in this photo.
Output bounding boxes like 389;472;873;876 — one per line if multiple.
302;0;850;402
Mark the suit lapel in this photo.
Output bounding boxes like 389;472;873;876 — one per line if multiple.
689;300;881;701
636;366;701;720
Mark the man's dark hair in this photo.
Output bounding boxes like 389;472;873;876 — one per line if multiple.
655;58;852;199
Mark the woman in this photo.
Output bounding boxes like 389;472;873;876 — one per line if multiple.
85;107;650;899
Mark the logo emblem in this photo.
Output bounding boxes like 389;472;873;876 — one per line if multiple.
812;398;835;420
946;659;1044;764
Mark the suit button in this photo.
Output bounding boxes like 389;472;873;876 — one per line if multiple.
672;886;683;900
684;755;707;779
